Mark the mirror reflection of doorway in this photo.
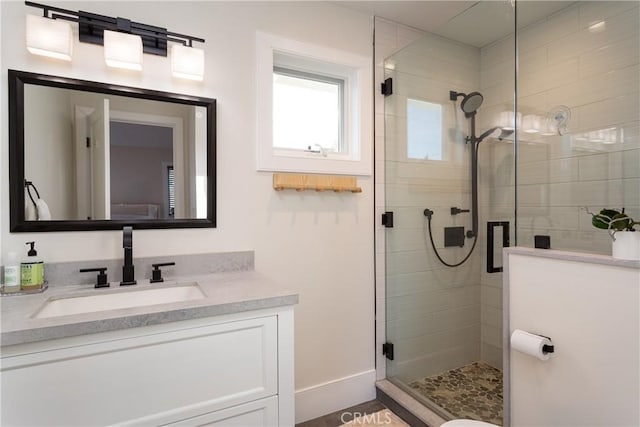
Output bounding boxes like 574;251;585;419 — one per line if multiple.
109;122;174;220
89;99;111;220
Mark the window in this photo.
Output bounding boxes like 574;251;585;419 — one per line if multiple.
407;99;443;161
256;32;372;175
273;67;344;154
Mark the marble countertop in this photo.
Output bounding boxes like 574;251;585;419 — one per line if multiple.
1;271;298;347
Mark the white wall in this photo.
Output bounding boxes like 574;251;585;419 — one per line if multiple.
1;1;375;422
507;249;640;426
24;85;75;220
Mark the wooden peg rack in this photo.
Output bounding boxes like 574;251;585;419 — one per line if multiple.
273;173;362;193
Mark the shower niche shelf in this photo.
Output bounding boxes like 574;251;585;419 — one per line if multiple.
273;173;362;193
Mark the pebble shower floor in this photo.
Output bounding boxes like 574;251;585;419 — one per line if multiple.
409;361;503;425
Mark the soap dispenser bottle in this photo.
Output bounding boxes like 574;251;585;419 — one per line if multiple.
20;242;44;291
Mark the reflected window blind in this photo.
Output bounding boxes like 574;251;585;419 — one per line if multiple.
168;165;175;216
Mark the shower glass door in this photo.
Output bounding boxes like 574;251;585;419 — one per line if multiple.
383;1;516;424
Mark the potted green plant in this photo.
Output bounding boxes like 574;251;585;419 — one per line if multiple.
587;208;639;260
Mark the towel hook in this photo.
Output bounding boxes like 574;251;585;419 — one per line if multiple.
24;180;41;208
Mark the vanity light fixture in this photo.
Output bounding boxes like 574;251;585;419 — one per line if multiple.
522;114;541;134
24;1;205;78
25;13;73;61
171;44;205;81
498;110;522;131
540;117;557;136
104;30;143;71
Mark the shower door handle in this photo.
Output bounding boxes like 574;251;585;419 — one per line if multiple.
487;221;510;273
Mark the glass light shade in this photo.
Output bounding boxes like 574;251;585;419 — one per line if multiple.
171;45;205;81
589;130;605;142
602;128;618;144
104;30;143;71
523;114;541;134
499;111;522;131
26;15;73;61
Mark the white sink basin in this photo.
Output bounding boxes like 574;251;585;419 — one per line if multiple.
33;282;205;319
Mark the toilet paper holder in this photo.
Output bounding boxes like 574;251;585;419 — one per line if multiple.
538;333;554;354
511;329;556;361
539;333;554;354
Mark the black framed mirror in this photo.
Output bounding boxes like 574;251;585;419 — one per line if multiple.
9;69;216;232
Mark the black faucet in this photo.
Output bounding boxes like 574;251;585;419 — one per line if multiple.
121;226;137;286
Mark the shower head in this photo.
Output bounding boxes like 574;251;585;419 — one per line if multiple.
460;92;484;115
477;126;514;144
450;90;484;116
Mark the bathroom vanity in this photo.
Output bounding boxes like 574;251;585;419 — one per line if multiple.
1;271;297;426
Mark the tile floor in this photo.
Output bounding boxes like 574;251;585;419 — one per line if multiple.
299;362;503;427
409;362;503;425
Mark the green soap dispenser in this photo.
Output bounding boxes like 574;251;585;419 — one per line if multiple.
20;241;44;290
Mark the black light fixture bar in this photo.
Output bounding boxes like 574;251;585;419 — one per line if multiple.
25;1;204;56
27;1;75;19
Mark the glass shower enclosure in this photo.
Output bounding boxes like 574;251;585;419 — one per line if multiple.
381;0;639;424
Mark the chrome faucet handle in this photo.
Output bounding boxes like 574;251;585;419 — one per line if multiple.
80;267;109;288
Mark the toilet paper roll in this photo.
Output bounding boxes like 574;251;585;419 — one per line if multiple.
511;329;553;361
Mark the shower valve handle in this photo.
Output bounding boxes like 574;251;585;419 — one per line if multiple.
451;207;470;215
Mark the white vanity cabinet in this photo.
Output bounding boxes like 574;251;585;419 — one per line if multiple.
0;306;294;426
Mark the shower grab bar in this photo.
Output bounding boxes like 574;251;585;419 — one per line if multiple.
487;221;510;273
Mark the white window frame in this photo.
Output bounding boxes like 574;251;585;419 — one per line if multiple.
273;65;346;155
256;32;372;176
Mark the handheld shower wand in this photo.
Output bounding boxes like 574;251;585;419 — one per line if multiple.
425;90;513;268
449;90;485;239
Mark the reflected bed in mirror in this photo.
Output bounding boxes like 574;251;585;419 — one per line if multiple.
8;70;216;232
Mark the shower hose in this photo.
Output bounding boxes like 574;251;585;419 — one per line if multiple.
424;209;478;268
423;127;481;268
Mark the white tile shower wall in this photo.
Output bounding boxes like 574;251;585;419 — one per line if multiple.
376;18;483;383
478;1;640;368
516;2;640;249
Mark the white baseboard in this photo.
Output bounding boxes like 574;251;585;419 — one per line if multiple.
295;369;377;423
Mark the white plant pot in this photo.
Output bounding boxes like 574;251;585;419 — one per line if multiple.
612;231;640;260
